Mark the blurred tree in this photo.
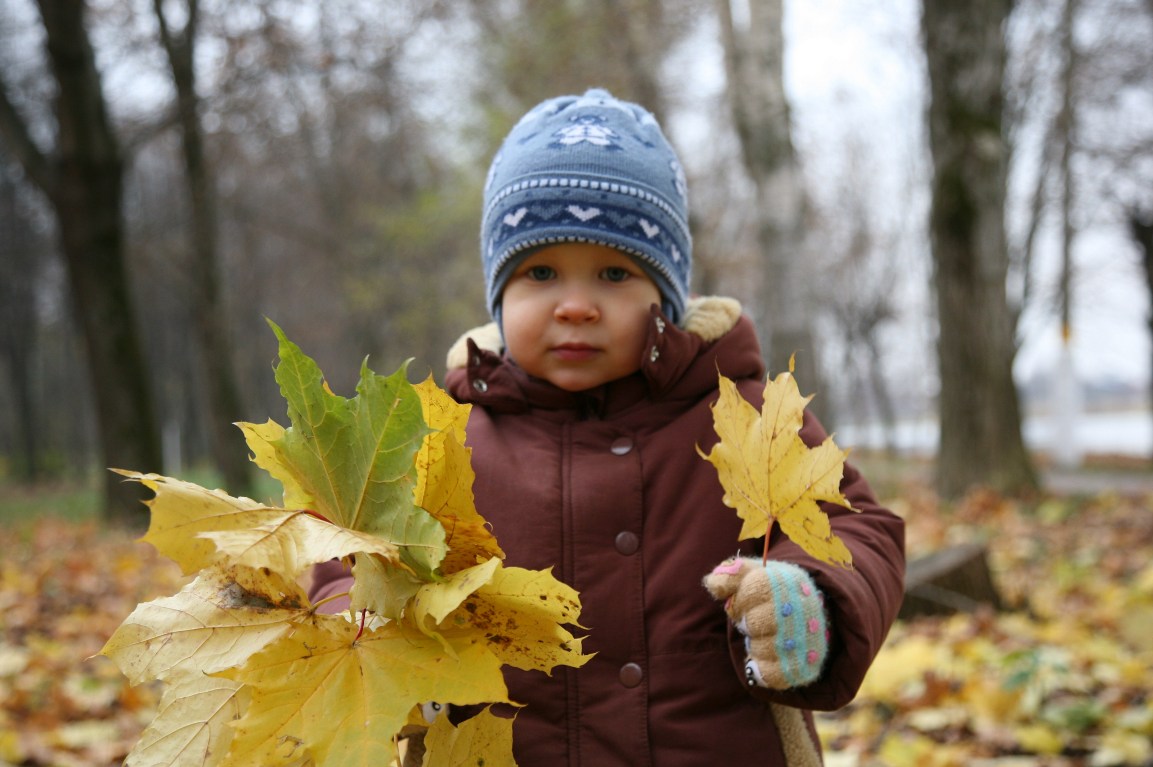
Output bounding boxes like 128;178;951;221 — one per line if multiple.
812;134;910;454
1004;0;1153;467
922;0;1037;497
152;0;253;496
465;0;683;124
0;164;43;481
141;0;489;409
1130;208;1153;461
716;0;825;419
0;0;161;523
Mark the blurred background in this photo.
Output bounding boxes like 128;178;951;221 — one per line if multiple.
1;0;1151;522
3;4;1153;765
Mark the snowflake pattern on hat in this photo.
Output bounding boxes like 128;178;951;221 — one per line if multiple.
550;115;622;149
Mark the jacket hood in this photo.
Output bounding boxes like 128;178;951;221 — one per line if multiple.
444;296;765;416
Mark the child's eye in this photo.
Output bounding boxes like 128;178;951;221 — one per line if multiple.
526;265;555;281
601;267;630;282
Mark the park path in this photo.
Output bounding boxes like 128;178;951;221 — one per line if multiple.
1042;466;1153;496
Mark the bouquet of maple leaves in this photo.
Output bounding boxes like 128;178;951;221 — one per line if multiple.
100;325;854;766
99;324;591;766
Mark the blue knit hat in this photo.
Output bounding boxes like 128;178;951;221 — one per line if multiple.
482;88;692;325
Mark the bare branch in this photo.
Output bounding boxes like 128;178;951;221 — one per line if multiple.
0;81;52;193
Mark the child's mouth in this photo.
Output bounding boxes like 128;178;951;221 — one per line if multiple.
552;343;598;361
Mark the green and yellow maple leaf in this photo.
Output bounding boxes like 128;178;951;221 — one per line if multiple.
699;363;858;568
240;321;447;575
235;419;311;510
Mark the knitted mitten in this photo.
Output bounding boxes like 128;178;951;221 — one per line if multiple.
703;557;829;689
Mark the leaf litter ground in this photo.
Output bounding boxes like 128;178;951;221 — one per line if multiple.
818;479;1153;767
2;475;1151;766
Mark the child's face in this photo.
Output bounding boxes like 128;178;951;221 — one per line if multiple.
500;242;661;392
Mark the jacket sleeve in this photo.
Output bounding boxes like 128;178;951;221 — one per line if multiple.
309;559;354;614
738;409;906;711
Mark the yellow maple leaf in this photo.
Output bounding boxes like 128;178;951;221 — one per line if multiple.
407;556;589;674
446;564;591;674
124;674;249;767
422;707;516;767
411;557;503;633
698;365;857;568
121;470;406;581
218;614;509;766
121;471;271;575
413;377;504;573
201;509;406;580
99;565;309;685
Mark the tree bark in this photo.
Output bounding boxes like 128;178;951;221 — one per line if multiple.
0;1;162;524
922;0;1037;497
716;0;826;418
1129;210;1153;464
154;0;253;496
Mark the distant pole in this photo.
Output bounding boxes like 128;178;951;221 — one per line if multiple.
1053;326;1083;469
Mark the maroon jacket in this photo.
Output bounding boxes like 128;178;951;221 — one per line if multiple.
311;299;905;766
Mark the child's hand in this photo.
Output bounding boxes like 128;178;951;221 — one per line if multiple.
703;558;829;689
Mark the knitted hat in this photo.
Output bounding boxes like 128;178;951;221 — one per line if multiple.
481;88;692;325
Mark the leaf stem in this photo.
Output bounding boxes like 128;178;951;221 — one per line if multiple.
355;608;368;641
762;519;774;566
300;508;332;524
311;592;351;612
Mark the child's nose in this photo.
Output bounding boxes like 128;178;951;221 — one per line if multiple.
554;288;599;322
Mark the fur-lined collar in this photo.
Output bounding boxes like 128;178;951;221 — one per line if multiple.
446;296;742;370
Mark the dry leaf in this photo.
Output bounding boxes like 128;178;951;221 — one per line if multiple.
699;363;857;567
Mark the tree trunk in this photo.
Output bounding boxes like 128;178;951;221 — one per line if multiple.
922;0;1037;498
1053;0;1082;470
0;0;163;524
716;0;826;419
154;0;253;496
1129;210;1153;464
0;170;42;482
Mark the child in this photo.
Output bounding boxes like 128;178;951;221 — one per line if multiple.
312;88;905;765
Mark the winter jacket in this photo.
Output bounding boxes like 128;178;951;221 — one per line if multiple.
311;297;906;766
